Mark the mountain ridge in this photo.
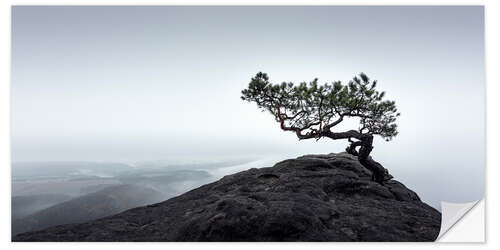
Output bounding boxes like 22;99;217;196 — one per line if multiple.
12;184;164;236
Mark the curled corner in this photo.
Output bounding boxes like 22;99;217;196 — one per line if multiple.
436;199;483;241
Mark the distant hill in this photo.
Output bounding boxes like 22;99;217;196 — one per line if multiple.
14;153;441;241
117;169;213;196
12;184;164;236
12;161;132;180
12;194;73;220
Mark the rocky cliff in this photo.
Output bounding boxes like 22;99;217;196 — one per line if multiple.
13;153;441;241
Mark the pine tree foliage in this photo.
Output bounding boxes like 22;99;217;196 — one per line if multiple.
241;72;400;141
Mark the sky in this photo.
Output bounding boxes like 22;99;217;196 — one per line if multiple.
11;6;485;207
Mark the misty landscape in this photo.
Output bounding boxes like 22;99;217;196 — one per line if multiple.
11;6;484;241
12;157;290;235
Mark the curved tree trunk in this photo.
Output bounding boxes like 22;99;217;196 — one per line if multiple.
355;135;392;183
323;130;392;184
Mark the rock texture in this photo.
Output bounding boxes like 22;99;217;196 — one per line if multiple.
13;153;441;242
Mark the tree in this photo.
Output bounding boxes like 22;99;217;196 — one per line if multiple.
241;72;400;183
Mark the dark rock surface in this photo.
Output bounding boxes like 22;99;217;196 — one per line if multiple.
13;153;441;242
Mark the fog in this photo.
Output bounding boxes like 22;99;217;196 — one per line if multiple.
11;6;484;212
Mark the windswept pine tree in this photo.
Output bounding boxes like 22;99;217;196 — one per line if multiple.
241;72;400;183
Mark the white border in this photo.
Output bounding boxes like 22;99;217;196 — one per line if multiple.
2;0;497;249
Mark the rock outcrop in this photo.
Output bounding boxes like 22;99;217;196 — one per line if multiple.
13;153;441;241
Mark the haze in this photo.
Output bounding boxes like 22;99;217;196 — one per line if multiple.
11;6;485;209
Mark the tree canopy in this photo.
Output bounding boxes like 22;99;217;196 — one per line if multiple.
241;72;400;183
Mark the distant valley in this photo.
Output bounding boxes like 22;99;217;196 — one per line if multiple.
11;158;281;237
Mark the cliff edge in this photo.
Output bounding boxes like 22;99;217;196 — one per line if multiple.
13;153;441;241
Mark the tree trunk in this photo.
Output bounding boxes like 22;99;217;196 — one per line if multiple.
323;130;392;184
355;135;392;183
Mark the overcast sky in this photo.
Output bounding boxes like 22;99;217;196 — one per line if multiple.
11;6;484;207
